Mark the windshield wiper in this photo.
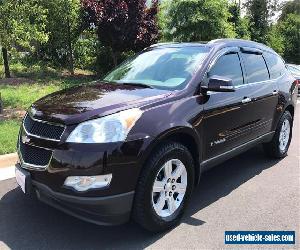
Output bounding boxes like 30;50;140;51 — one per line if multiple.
122;82;153;89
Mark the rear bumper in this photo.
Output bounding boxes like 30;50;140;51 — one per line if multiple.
16;164;135;225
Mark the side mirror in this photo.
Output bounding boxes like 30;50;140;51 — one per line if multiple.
202;75;235;93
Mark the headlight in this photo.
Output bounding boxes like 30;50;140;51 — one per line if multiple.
66;108;143;143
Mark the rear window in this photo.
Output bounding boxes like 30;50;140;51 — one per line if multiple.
242;53;269;83
287;65;300;76
264;52;287;79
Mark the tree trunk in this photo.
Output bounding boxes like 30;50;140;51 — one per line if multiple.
67;41;75;76
2;47;11;78
66;28;75;75
66;3;74;75
111;49;119;67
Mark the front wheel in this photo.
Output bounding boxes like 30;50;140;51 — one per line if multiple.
263;110;293;158
132;142;195;232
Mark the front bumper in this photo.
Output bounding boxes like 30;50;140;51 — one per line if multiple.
17;129;151;197
16;163;135;225
16;114;153;225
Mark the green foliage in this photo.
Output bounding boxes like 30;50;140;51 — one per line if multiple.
266;25;284;54
160;0;236;42
157;1;170;42
0;0;48;78
279;0;300;21
38;0;82;72
279;14;300;64
244;0;281;44
0;62;59;79
245;0;269;43
73;31;98;70
0;119;20;154
94;46;134;77
228;3;250;39
236;17;251;40
0;0;48;50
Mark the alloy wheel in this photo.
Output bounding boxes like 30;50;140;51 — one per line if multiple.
151;159;187;218
279;118;291;152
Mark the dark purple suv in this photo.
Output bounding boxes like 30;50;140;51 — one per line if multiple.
15;39;298;232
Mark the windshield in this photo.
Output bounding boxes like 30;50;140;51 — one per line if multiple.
104;46;210;90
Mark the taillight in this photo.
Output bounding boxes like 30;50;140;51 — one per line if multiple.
294;79;299;86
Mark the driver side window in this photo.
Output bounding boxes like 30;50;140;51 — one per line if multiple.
209;53;244;86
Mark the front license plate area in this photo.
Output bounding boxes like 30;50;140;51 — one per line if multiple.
15;165;31;194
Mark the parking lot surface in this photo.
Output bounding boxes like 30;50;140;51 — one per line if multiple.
0;102;299;249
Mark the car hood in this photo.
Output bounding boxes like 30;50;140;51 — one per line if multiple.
30;81;172;125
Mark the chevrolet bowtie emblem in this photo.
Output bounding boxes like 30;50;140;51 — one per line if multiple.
22;135;31;144
31;107;37;116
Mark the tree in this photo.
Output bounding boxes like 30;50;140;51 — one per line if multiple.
244;0;269;43
159;0;236;42
0;0;48;78
266;24;284;54
228;2;250;39
81;0;159;66
38;0;83;74
244;0;279;43
279;14;300;64
279;0;300;21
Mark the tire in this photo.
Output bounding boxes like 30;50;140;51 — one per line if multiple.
263;110;293;158
132;142;195;232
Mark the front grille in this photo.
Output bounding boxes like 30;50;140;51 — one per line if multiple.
19;141;52;168
23;114;65;141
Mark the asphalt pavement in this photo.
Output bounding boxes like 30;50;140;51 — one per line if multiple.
0;102;299;249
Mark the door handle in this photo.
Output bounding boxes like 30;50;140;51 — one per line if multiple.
272;90;278;95
242;97;251;104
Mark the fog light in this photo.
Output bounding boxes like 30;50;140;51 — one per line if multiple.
64;174;112;192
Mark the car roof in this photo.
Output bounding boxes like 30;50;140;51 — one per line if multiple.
150;39;276;54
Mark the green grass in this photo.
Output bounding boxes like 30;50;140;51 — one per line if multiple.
0;63;97;110
0;63;97;155
0;84;61;110
0;120;21;154
0;62;60;79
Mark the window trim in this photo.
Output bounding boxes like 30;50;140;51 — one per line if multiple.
240;46;263;55
233;70;287;90
205;47;245;87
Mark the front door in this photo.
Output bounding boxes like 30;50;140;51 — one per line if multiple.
201;48;260;161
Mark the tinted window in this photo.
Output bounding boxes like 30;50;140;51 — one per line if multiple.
264;52;287;79
209;53;243;86
242;53;269;83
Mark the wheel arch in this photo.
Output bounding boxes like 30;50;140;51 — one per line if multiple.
140;127;202;186
285;104;294;119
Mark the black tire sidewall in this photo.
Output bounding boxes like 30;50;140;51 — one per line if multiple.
276;112;293;156
133;142;195;231
265;110;294;158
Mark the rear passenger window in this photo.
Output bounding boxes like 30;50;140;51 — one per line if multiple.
209;53;244;86
242;53;269;83
264;52;286;79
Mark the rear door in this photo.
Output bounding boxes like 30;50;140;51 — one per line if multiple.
239;48;279;137
264;52;292;130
